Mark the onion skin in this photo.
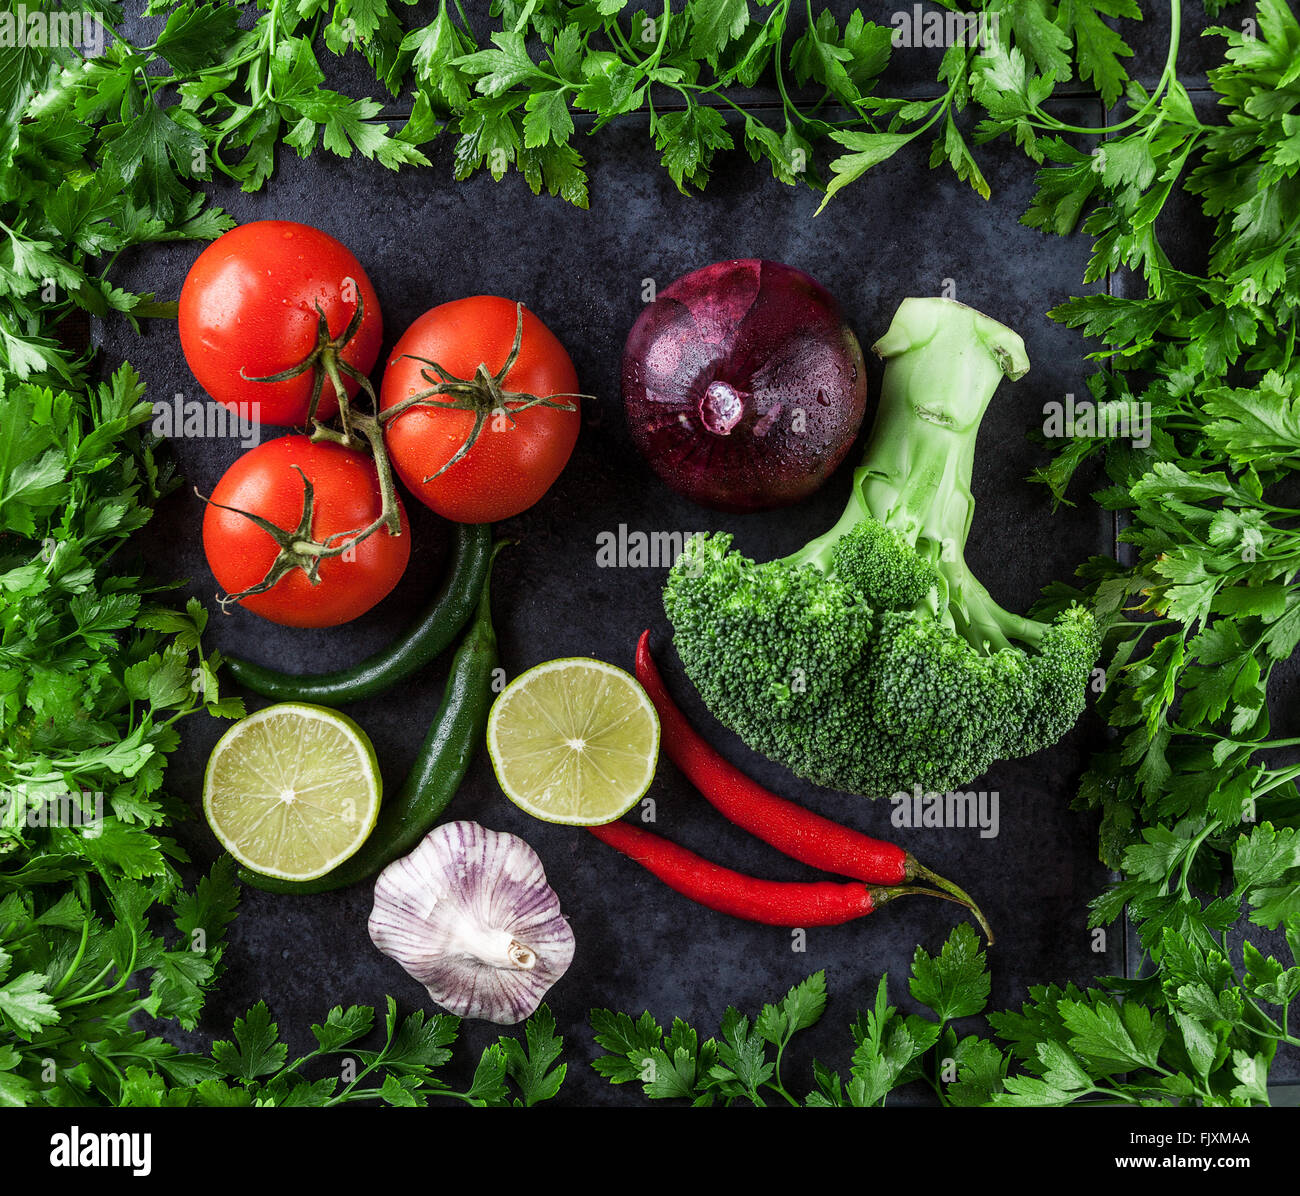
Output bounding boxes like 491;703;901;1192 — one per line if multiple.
622;260;868;513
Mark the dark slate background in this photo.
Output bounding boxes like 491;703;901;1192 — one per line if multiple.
102;3;1298;1101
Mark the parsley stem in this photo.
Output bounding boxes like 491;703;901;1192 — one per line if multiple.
49;879;92;997
265;1047;327;1088
1024;0;1193;138
1254;762;1300;800
1196;734;1300;753
327;1055;387;1104
1176;820;1218;896
606;13;639;61
100;1054;127;1088
610;1;670;77
682;84;750;122
59;962;116;1007
771;1;797;126
646;1;671;74
265;0;283;74
60;868;140;1007
768;1036;800;1106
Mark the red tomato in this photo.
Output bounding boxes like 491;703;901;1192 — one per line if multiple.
202;436;409;628
178;221;382;427
379;296;581;523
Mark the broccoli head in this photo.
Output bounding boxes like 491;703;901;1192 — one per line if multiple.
663;298;1101;799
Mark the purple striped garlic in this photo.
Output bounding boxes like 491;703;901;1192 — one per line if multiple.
367;821;575;1024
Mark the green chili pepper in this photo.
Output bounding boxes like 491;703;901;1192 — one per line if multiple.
238;540;507;895
224;521;493;706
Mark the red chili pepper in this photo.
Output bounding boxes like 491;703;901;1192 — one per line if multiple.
634;630;993;943
636;629;910;884
587;820;960;927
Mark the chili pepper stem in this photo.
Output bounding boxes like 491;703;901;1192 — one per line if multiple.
874;885;965;905
907;858;995;944
873;883;993;944
475;538;514;612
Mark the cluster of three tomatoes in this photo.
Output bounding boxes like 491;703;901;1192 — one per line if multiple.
178;221;582;628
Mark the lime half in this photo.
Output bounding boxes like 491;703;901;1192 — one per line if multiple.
487;658;660;825
203;702;381;880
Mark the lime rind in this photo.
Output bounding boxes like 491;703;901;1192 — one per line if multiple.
203;702;381;880
486;658;660;826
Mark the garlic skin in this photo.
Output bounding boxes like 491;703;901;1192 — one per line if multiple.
368;821;576;1024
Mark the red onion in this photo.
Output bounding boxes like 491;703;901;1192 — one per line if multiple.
622;260;868;512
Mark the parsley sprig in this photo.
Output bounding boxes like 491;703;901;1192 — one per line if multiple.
593;917;1298;1105
1013;3;1300;984
590;929;992;1106
124;997;568;1107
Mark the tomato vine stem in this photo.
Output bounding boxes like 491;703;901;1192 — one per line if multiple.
203;282;405;610
208;298;586;612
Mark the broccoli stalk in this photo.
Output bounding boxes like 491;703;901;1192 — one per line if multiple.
786;298;1045;652
663;297;1100;799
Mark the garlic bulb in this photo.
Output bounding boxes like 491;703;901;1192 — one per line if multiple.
368;821;575;1024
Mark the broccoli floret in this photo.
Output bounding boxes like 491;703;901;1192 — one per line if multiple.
830;517;941;611
663;298;1101;799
